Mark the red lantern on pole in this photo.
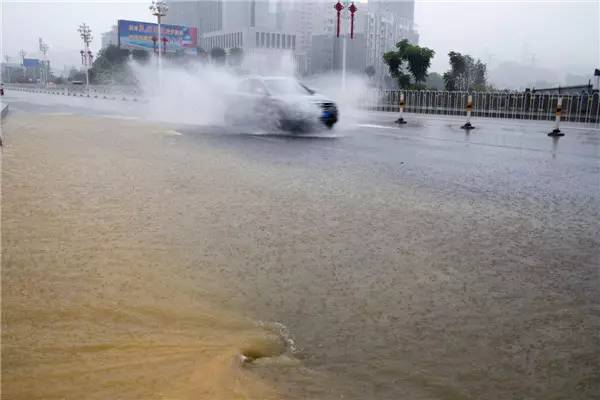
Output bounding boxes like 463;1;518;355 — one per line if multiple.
334;1;344;38
349;2;357;39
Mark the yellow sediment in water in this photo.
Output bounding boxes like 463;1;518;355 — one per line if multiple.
1;113;282;400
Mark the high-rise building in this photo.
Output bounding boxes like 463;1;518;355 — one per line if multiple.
163;0;222;34
365;0;418;84
165;0;304;73
163;0;417;79
101;26;118;49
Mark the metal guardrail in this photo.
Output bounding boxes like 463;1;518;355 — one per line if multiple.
5;84;144;102
362;90;600;126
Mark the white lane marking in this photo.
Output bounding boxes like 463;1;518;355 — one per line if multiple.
357;123;398;130
40;112;73;116
98;115;141;120
163;130;183;136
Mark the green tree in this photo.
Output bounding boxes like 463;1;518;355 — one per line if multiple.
210;47;226;65
443;51;488;91
90;45;137;84
383;39;435;89
131;49;150;64
97;45;130;65
426;72;444;90
196;47;208;63
228;47;244;67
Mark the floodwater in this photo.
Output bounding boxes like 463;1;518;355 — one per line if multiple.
2;112;599;400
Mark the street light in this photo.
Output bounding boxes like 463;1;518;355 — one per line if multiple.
39;38;49;87
335;1;357;90
149;0;168;87
78;23;93;93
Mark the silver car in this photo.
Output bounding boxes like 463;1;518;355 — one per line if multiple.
224;76;338;130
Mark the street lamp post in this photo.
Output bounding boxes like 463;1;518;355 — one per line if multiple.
149;0;168;88
39;38;49;87
78;23;93;93
335;1;357;90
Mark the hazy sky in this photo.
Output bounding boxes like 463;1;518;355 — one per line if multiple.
1;0;598;77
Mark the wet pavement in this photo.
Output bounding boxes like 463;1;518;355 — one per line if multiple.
2;90;599;399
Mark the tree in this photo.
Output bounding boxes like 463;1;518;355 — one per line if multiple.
426;72;444;90
97;45;130;65
365;65;376;78
443;51;488;91
68;67;87;82
383;39;435;89
131;49;150;64
210;47;226;65
90;45;135;84
228;47;244;67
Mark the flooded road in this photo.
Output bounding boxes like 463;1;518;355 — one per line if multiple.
2;108;599;399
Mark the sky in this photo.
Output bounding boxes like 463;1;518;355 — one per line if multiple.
1;0;599;83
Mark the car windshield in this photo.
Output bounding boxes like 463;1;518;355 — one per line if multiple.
263;79;312;95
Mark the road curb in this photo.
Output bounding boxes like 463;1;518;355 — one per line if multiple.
1;103;8;120
1;103;7;146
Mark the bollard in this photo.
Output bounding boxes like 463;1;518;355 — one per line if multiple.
548;97;565;137
396;92;407;124
461;95;475;130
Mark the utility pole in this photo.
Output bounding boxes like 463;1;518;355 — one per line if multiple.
149;0;168;89
78;23;93;93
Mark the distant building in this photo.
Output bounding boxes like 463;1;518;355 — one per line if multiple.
162;0;418;79
101;25;118;49
164;0;308;74
366;11;418;85
1;62;25;83
333;33;367;73
310;33;334;74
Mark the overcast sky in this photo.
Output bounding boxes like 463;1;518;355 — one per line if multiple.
1;0;598;79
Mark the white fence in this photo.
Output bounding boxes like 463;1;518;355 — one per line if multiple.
5;84;142;101
363;90;600;126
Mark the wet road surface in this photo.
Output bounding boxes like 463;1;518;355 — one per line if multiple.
2;91;599;399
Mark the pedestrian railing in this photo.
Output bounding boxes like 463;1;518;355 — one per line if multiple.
362;89;600;126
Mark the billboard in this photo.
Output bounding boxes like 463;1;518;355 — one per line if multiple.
117;19;198;54
23;58;40;68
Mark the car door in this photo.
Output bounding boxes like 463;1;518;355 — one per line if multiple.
230;79;268;122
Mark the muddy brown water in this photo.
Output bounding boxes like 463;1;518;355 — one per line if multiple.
2;113;598;399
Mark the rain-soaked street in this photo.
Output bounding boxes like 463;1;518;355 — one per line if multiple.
2;91;599;400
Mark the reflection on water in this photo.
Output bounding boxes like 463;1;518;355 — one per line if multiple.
2;113;598;400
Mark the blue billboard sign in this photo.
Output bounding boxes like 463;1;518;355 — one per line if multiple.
117;19;198;54
23;58;40;68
